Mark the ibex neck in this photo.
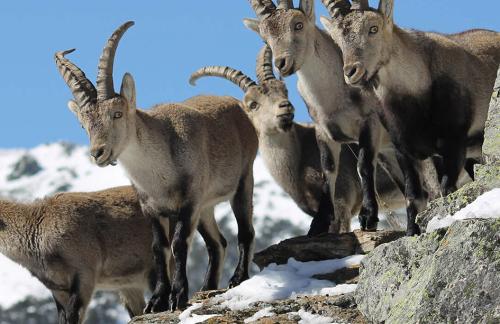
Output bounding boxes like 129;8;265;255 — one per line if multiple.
258;125;301;190
296;27;349;124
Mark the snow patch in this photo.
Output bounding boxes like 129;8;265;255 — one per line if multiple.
426;188;500;232
244;306;275;323
178;303;219;324
293;309;334;324
214;255;363;310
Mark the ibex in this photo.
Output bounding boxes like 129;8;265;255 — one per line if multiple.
190;45;405;235
0;186;230;324
244;0;407;233
320;0;500;235
55;22;258;311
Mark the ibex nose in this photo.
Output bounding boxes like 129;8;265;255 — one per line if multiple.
343;62;366;85
275;57;287;71
90;146;105;160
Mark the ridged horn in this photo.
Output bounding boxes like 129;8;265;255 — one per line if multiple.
55;49;97;108
248;0;277;19
96;21;134;101
256;45;276;83
189;66;257;92
351;0;369;10
277;0;293;9
321;0;351;17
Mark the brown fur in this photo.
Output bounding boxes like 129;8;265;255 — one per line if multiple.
0;186;152;323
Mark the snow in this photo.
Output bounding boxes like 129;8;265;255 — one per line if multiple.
214;255;363;311
0;254;50;308
426;188;500;232
244;307;275;323
178;303;218;324
294;309;334;324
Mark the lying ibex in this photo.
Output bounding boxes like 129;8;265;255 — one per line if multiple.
190;45;405;235
244;0;406;233
320;0;500;234
55;22;258;312
0;186;229;324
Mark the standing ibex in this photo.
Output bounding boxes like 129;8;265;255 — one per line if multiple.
0;186;230;323
320;0;500;234
244;0;406;233
190;45;405;235
55;21;258;312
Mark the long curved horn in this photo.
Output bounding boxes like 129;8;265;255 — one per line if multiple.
277;0;293;9
321;0;351;17
256;45;276;83
96;21;134;101
189;66;257;92
351;0;369;10
55;49;97;108
248;0;277;19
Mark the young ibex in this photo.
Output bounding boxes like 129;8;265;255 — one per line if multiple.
190;45;405;235
55;22;258;312
244;0;407;233
0;186;229;324
320;0;500;234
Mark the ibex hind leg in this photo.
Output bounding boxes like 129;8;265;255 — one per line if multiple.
119;288;146;319
228;169;255;288
198;208;227;291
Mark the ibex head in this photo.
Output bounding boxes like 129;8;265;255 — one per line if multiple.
320;0;395;87
190;45;295;134
244;0;316;77
55;21;136;167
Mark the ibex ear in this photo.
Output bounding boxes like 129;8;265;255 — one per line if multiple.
320;16;334;32
243;18;261;35
67;100;80;116
378;0;394;25
120;73;136;110
299;0;315;21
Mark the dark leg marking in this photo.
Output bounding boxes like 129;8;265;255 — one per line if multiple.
440;137;466;196
169;205;194;311
396;151;422;236
198;220;227;291
66;276;82;324
52;294;66;324
357;124;379;231
464;158;478;180
307;184;333;236
228;173;255;288
144;217;171;313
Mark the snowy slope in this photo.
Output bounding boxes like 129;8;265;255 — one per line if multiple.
0;142;311;310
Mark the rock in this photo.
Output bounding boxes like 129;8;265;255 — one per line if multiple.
130;293;367;324
312;264;360;284
355;219;500;324
483;66;500;164
7;154;42;181
253;230;405;269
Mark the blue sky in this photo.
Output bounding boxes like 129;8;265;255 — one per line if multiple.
1;0;499;148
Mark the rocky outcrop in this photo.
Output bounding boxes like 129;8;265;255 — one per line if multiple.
131;291;367;324
355;219;500;324
254;230;404;269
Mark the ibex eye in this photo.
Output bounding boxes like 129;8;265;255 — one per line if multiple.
113;112;123;119
249;102;259;110
295;22;304;31
369;26;379;34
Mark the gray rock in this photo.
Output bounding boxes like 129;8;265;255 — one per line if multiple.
355;219;500;324
7;154;42;181
253;230;404;269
